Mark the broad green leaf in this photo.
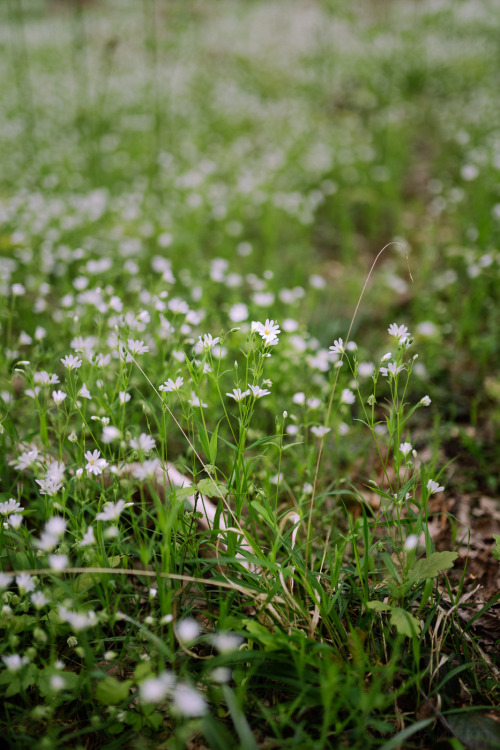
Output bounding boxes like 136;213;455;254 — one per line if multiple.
0;613;37;633
390;607;421;638
447;713;500;750
366;601;392;612
492;535;500;561
4;677;21;697
134;662;153;682
407;551;458;584
96;676;133;705
196;478;228;498
169;487;194;503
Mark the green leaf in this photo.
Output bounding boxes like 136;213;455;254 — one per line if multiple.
407;551;458;584
196;478;228;498
492;535;500;561
96;677;133;705
4;678;21;697
447;713;500;750
366;601;392;612
134;662;153;682
169;486;194;504
390;607;421;638
0;613;37;633
249;500;276;529
146;711;164;731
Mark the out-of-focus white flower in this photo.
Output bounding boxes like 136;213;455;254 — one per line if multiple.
173;683;207;717
176;618;200;643
96;499;132;521
139;672;175;703
130;433;155;452
79;526;95;547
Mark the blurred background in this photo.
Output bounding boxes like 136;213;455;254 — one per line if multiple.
2;0;500;491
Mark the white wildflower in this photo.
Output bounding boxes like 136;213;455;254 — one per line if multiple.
61;354;82;370
85;450;108;476
427;479;445;494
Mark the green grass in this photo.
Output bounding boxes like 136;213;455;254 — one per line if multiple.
0;1;499;748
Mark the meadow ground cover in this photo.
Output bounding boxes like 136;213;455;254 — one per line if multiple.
1;0;500;747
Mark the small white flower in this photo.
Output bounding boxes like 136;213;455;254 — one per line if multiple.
52;390;67;404
0;498;24;516
96;499;133;521
176;618;200;643
130;433;156;453
228;303;248;322
226;388;250;402
254;319;280;345
50;675;66;691
329;338;344;355
173;683;207;717
79;526;95;547
85;450;108;476
189;392;207;409
358;362;375;378
388;323;410;344
131;459;161;480
34;371;59;386
381;352;392;362
127;339;149;355
2;654;29;672
0;573;13;588
420;395;431;406
140;672;175;703
427;479;445;494
61;354;82;370
198;333;220;351
102;426;121;443
78;383;91;400
119;391;131;404
404;534;419;551
248;385;271;398
341;389;355;405
159;377;183;393
16;573;35;593
36;476;63;496
310;425;331;438
8;514;23;529
292;392;306;405
212;632;243;653
380;362;404;378
31;591;49;608
399;442;413;457
49;554;69;571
